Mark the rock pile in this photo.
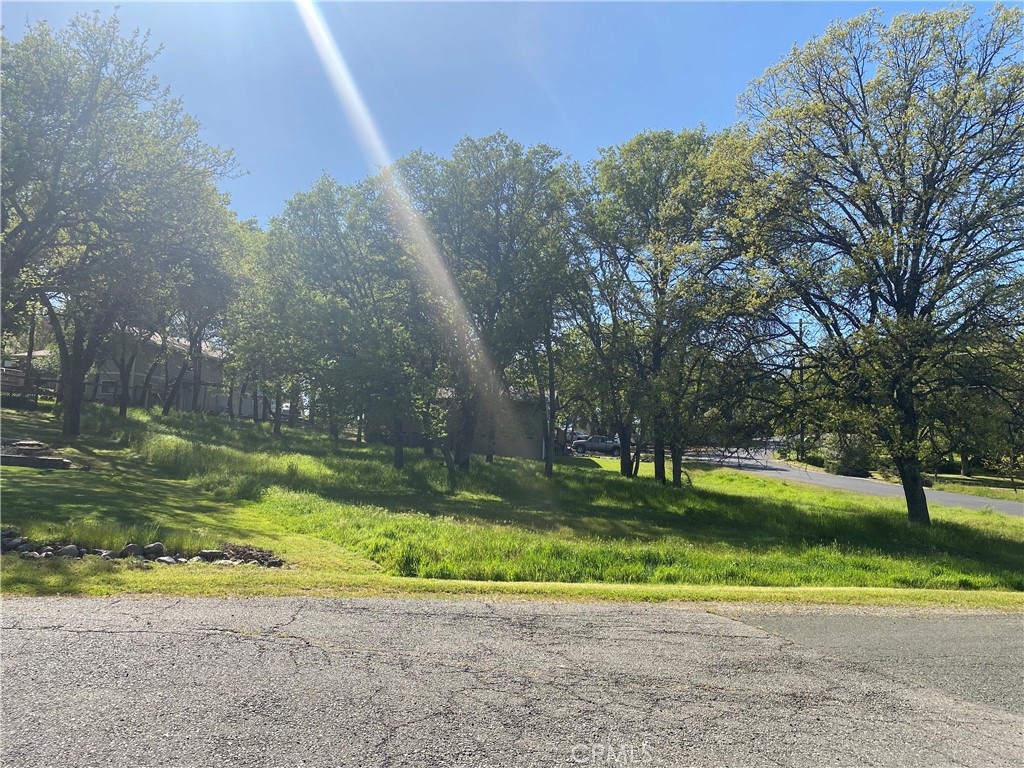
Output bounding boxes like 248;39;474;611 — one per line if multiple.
0;528;284;567
220;543;285;568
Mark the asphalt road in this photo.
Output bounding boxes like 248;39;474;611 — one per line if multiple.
690;452;1024;517
2;597;1021;768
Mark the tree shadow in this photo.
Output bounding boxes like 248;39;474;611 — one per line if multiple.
4;405;1022;590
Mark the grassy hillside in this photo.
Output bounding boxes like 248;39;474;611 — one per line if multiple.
1;405;1022;606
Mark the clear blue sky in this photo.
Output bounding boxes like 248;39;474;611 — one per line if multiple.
3;1;979;225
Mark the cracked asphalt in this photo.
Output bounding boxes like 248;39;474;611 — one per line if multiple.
1;598;1021;767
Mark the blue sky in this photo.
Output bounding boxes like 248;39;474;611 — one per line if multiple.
3;1;979;224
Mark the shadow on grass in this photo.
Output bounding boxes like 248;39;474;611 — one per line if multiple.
3;404;1022;589
0;464;261;551
268;454;1024;585
0;554;119;595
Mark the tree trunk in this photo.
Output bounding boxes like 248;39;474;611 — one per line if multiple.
190;352;202;412
960;452;971;478
393;415;404;469
531;338;556;476
139;360;160;407
262;395;271;422
117;352;136;417
330;423;339;443
62;373;85;437
545;333;556;478
227;379;235;420
440;442;457;494
617;422;632;477
356;414;363;444
652;324;666;483
895;455;931;525
421;407;433;456
891;383;930;524
56;321;90;437
485;409;496;464
288;381;301;427
654;437;666;484
252;388;259;423
455;397;478;472
671;442;682;488
24;308;36;395
162;359;190;416
273;388;283;434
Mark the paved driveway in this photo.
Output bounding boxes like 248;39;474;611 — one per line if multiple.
2;597;1021;767
689;451;1024;517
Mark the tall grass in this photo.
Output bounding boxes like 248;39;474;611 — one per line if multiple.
18;519;216;556
261;489;1024;590
6;405;1023;591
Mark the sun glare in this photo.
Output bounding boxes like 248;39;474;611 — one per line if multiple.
293;0;516;439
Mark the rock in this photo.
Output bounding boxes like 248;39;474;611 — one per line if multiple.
155;556;177;565
7;537;27;550
16;542;36;553
42;551;54;559
40;546;54;554
188;556;203;563
118;543;144;558
57;544;80;558
132;554;147;561
97;550;115;559
176;558;188;564
198;550;224;562
13;440;48;457
143;542;164;557
1;527;19;538
19;551;41;560
1;538;15;550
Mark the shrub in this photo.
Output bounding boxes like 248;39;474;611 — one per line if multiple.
820;433;877;477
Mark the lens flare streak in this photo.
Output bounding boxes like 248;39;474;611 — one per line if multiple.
293;0;514;445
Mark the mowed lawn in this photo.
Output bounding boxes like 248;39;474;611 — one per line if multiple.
1;406;1022;607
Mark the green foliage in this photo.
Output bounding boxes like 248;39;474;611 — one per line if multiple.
824;434;876;478
4;407;1022;596
2;10;239;436
738;5;1024;523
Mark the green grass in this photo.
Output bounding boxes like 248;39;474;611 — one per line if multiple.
928;475;1021;503
2;404;1023;606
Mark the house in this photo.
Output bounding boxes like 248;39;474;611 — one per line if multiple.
470;391;551;461
379;388;554;462
6;333;247;416
91;332;244;415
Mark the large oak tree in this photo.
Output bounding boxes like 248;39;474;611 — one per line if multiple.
739;5;1024;523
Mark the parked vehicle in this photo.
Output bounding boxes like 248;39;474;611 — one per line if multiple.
571;435;620;456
